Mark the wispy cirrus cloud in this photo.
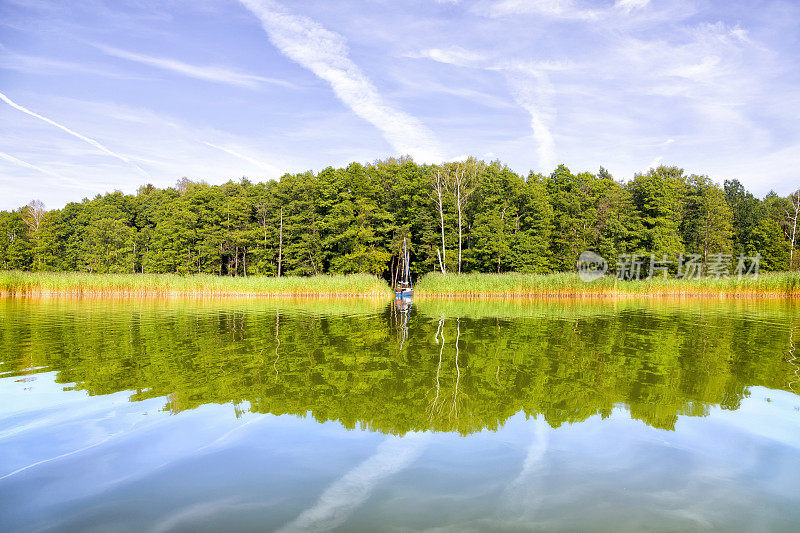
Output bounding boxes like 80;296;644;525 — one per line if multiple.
614;0;650;13
415;46;486;66
0;150;97;190
417;46;558;170
278;432;429;532
506;71;556;171
95;44;295;89
203;142;282;175
478;0;600;20
0;51;150;80
239;0;443;162
0;90;148;177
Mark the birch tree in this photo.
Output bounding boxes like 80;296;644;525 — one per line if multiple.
24;200;46;235
445;158;480;274
787;189;800;268
429;167;447;275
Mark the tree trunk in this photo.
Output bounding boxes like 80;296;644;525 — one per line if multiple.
457;188;462;274
243;248;247;277
437;172;446;275
703;209;710;272
308;251;318;275
234;245;239;277
277;207;283;278
391;253;397;289
790;192;799;268
497;206;507;273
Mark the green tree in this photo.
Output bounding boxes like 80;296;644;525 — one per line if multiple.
682;175;733;268
628;165;686;258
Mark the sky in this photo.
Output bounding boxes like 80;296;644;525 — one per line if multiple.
1;0;799;210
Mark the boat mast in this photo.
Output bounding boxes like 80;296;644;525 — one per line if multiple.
403;237;410;287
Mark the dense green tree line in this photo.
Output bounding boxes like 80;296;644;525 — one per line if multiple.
2;158;799;277
1;299;797;434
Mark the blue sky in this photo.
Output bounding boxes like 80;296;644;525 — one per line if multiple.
1;0;798;210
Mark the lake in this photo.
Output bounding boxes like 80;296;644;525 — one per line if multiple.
1;297;799;531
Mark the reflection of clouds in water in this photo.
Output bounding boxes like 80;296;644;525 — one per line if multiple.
150;497;277;533
503;416;550;517
196;413;267;452
279;431;430;533
492;406;796;531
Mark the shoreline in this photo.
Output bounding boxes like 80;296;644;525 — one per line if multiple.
2;290;797;300
414;292;799;299
0;291;389;299
1;271;799;299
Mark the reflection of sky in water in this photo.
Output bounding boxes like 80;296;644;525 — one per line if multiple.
1;372;799;532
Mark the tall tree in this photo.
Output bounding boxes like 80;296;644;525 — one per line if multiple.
682;175;733;268
787;189;800;269
445;158;481;274
428;167;448;275
628;165;686;259
724;179;761;257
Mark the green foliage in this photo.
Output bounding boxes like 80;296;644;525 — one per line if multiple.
682;175;733;266
628;166;686;258
0;160;796;277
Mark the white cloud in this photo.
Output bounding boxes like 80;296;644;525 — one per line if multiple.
648;155;663;169
416;46;487;67
615;0;650;14
507;71;556;171
481;0;599;20
96;45;294;89
390;77;514;110
0;95;299;209
0;90;148;177
239;0;443;162
416;48;558;171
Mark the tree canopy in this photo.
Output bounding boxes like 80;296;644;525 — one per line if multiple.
1;159;797;276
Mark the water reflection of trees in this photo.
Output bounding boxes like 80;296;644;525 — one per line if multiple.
1;299;798;435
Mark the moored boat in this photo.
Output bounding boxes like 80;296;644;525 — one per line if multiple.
395;237;413;299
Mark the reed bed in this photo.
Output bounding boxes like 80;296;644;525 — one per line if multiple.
415;271;800;298
0;271;393;298
4;271;799;299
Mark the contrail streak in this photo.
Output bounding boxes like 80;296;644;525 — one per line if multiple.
239;0;443;162
0;90;148;177
203;142;281;175
278;432;430;532
0;151;98;191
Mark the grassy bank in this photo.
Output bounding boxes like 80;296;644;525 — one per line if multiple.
0;272;393;298
4;271;799;299
415;272;800;298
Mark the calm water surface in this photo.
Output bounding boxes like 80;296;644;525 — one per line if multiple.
1;297;799;532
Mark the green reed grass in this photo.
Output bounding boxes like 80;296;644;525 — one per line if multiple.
415;271;800;298
0;271;393;298
4;271;799;299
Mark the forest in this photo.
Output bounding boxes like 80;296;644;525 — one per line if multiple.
1;157;799;280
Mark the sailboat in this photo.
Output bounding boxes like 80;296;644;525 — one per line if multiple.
395;237;413;299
